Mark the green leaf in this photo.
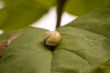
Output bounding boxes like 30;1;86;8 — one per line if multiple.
65;0;110;16
0;0;49;32
0;10;110;73
34;0;56;8
0;10;7;26
52;26;110;73
56;10;110;73
0;27;52;73
67;10;110;39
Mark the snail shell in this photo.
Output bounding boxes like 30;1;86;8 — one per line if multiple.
44;31;61;46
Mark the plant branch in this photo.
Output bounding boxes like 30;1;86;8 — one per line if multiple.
56;0;67;29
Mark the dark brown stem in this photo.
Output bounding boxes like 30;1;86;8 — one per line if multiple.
56;0;67;29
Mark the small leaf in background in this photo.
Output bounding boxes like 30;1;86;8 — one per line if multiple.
35;0;56;8
65;0;110;16
0;10;7;26
0;0;53;32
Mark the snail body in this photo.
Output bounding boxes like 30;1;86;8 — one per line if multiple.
45;31;61;46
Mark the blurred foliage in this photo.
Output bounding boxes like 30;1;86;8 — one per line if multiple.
0;0;55;32
65;0;110;16
35;0;110;16
0;0;110;32
34;0;56;8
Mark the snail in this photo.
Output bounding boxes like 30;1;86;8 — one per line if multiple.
44;31;61;46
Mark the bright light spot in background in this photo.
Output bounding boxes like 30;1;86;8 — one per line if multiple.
0;1;4;9
0;6;77;34
32;7;77;31
0;1;4;34
0;30;3;35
